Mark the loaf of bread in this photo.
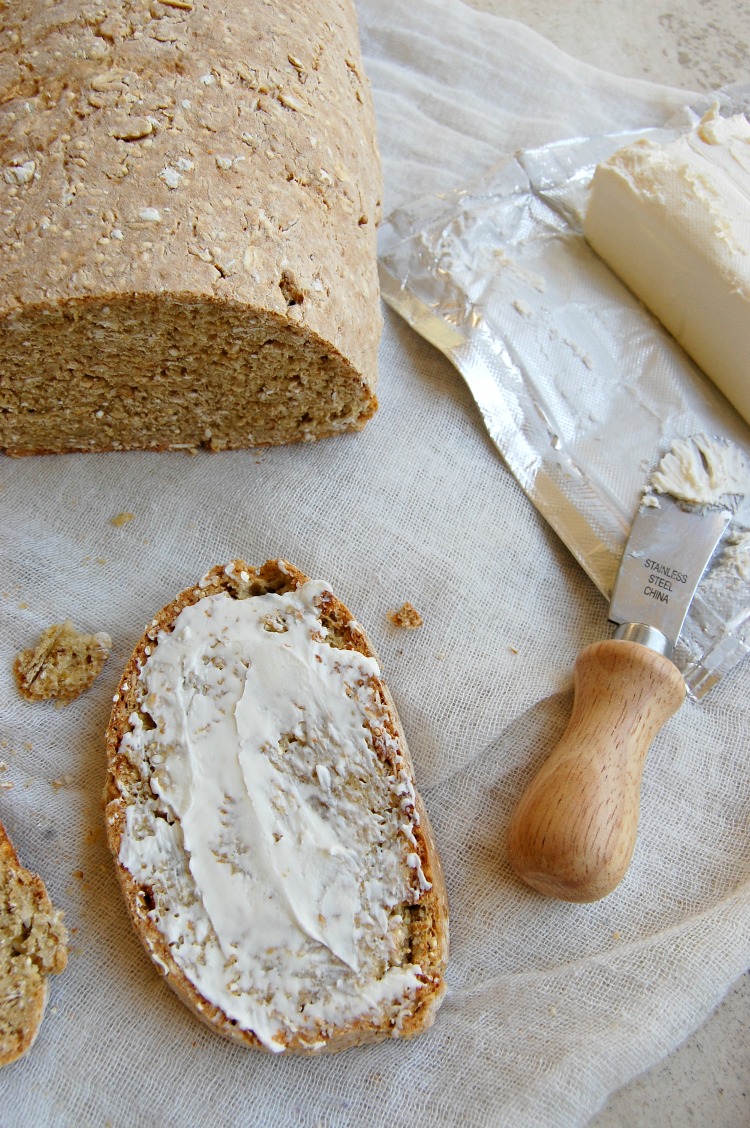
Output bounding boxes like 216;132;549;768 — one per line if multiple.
0;1;381;454
103;560;448;1053
0;820;68;1068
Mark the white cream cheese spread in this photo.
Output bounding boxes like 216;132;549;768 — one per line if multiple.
117;581;428;1052
650;434;750;506
584;108;750;425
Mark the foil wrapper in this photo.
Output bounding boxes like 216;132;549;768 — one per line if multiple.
379;91;750;698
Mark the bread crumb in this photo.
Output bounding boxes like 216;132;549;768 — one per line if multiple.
14;621;112;703
110;512;135;527
387;603;423;629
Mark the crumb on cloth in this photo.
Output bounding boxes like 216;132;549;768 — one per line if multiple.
13;621;112;703
387;602;423;629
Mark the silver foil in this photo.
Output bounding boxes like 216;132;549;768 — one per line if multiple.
379;91;750;698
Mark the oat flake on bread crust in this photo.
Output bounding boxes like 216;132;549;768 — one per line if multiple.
103;560;448;1053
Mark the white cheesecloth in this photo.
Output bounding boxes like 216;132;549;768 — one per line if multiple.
1;2;748;1125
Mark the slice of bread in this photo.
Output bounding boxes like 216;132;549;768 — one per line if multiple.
0;821;68;1068
103;560;448;1053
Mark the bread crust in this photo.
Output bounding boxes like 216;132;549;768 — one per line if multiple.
104;560;448;1053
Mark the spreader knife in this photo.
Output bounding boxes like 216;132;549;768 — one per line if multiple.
506;449;740;903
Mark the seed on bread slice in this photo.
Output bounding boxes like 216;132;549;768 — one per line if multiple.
0;821;68;1068
103;560;448;1053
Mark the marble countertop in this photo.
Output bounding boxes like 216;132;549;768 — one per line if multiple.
465;0;749;92
462;0;749;1123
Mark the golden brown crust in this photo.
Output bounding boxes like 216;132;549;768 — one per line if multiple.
0;821;68;1068
0;1;381;454
103;559;448;1053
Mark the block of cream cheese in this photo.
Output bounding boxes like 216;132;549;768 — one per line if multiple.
583;108;750;426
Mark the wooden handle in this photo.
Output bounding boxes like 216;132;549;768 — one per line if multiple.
506;639;685;902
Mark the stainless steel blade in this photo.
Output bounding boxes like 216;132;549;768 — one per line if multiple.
609;494;732;656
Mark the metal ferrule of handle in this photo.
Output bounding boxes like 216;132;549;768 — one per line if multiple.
613;622;673;658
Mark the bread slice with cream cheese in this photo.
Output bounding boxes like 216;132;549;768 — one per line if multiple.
103;560;448;1053
0;821;68;1068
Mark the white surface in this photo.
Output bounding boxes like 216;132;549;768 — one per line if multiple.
464;0;750;91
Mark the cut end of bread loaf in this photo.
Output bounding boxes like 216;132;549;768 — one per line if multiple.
1;296;378;454
0;821;68;1068
103;560;448;1053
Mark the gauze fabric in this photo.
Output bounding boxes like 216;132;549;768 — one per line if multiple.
2;3;747;1126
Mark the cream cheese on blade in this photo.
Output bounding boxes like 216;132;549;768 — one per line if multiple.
118;581;428;1052
723;530;750;580
583;108;750;425
650;434;750;506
